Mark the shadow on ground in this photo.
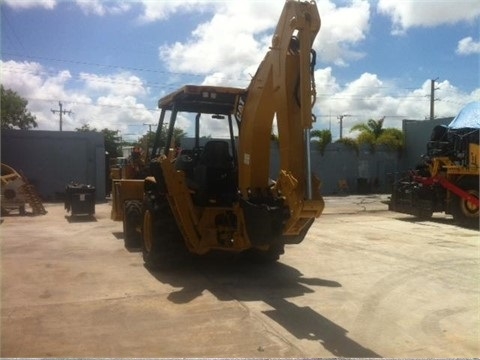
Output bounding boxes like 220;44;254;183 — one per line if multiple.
147;256;381;358
65;215;97;223
396;215;479;230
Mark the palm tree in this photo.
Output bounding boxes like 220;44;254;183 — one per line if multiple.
350;117;385;139
350;117;403;151
376;128;404;150
350;117;384;149
311;129;332;155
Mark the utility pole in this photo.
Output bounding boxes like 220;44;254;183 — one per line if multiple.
143;123;157;157
51;101;72;131
430;78;439;120
143;123;156;134
338;114;351;139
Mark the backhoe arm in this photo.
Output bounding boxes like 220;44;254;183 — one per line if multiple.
238;0;320;193
237;0;323;234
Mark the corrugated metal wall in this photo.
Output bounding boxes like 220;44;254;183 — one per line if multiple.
269;117;454;195
270;142;400;195
1;117;453;201
1;130;106;201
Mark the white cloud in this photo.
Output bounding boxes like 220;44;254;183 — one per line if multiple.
378;0;480;35
158;1;281;87
75;0;131;16
202;72;236;87
456;36;480;55
313;71;477;138
159;0;371;88
315;71;403;130
0;60;155;134
4;0;131;15
0;60;46;98
1;56;475;140
137;0;211;23
315;0;370;65
80;72;147;97
3;0;56;10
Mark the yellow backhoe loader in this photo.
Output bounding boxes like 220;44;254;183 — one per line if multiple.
112;0;325;268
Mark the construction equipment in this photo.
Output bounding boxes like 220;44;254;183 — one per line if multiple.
1;163;47;216
113;0;325;267
110;147;147;248
389;102;480;228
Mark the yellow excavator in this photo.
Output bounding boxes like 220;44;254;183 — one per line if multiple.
112;0;325;267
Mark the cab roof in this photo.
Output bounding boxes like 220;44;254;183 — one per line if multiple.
157;85;246;115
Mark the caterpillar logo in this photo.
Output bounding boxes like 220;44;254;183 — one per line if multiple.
235;94;246;122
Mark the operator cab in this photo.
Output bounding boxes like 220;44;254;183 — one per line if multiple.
152;85;246;206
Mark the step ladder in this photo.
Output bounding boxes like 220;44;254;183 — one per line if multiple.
21;181;47;215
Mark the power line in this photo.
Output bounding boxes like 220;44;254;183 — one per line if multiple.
3;54;474;101
3;59;434;93
5;51;474;92
1;13;27;54
0;56;470;124
0;65;251;95
0;66;189;92
1;51;253;85
14;95;159;112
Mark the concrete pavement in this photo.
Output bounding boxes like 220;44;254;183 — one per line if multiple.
1;195;478;357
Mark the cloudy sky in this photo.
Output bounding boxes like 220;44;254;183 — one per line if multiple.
1;0;479;141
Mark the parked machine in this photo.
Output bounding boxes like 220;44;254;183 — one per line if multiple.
1;163;46;216
110;147;148;247
112;0;325;267
389;102;480;228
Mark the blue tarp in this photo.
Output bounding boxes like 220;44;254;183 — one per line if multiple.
448;101;480;129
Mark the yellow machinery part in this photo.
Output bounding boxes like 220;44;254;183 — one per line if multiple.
111;179;144;221
160;158;252;254
469;143;480;169
1;163;46;215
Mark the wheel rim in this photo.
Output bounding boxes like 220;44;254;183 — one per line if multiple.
143;209;153;252
460;189;479;218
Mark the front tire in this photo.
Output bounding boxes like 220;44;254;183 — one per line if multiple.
452;178;479;228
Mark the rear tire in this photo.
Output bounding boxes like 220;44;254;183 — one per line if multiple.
142;194;188;270
123;200;142;248
452;178;479;228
